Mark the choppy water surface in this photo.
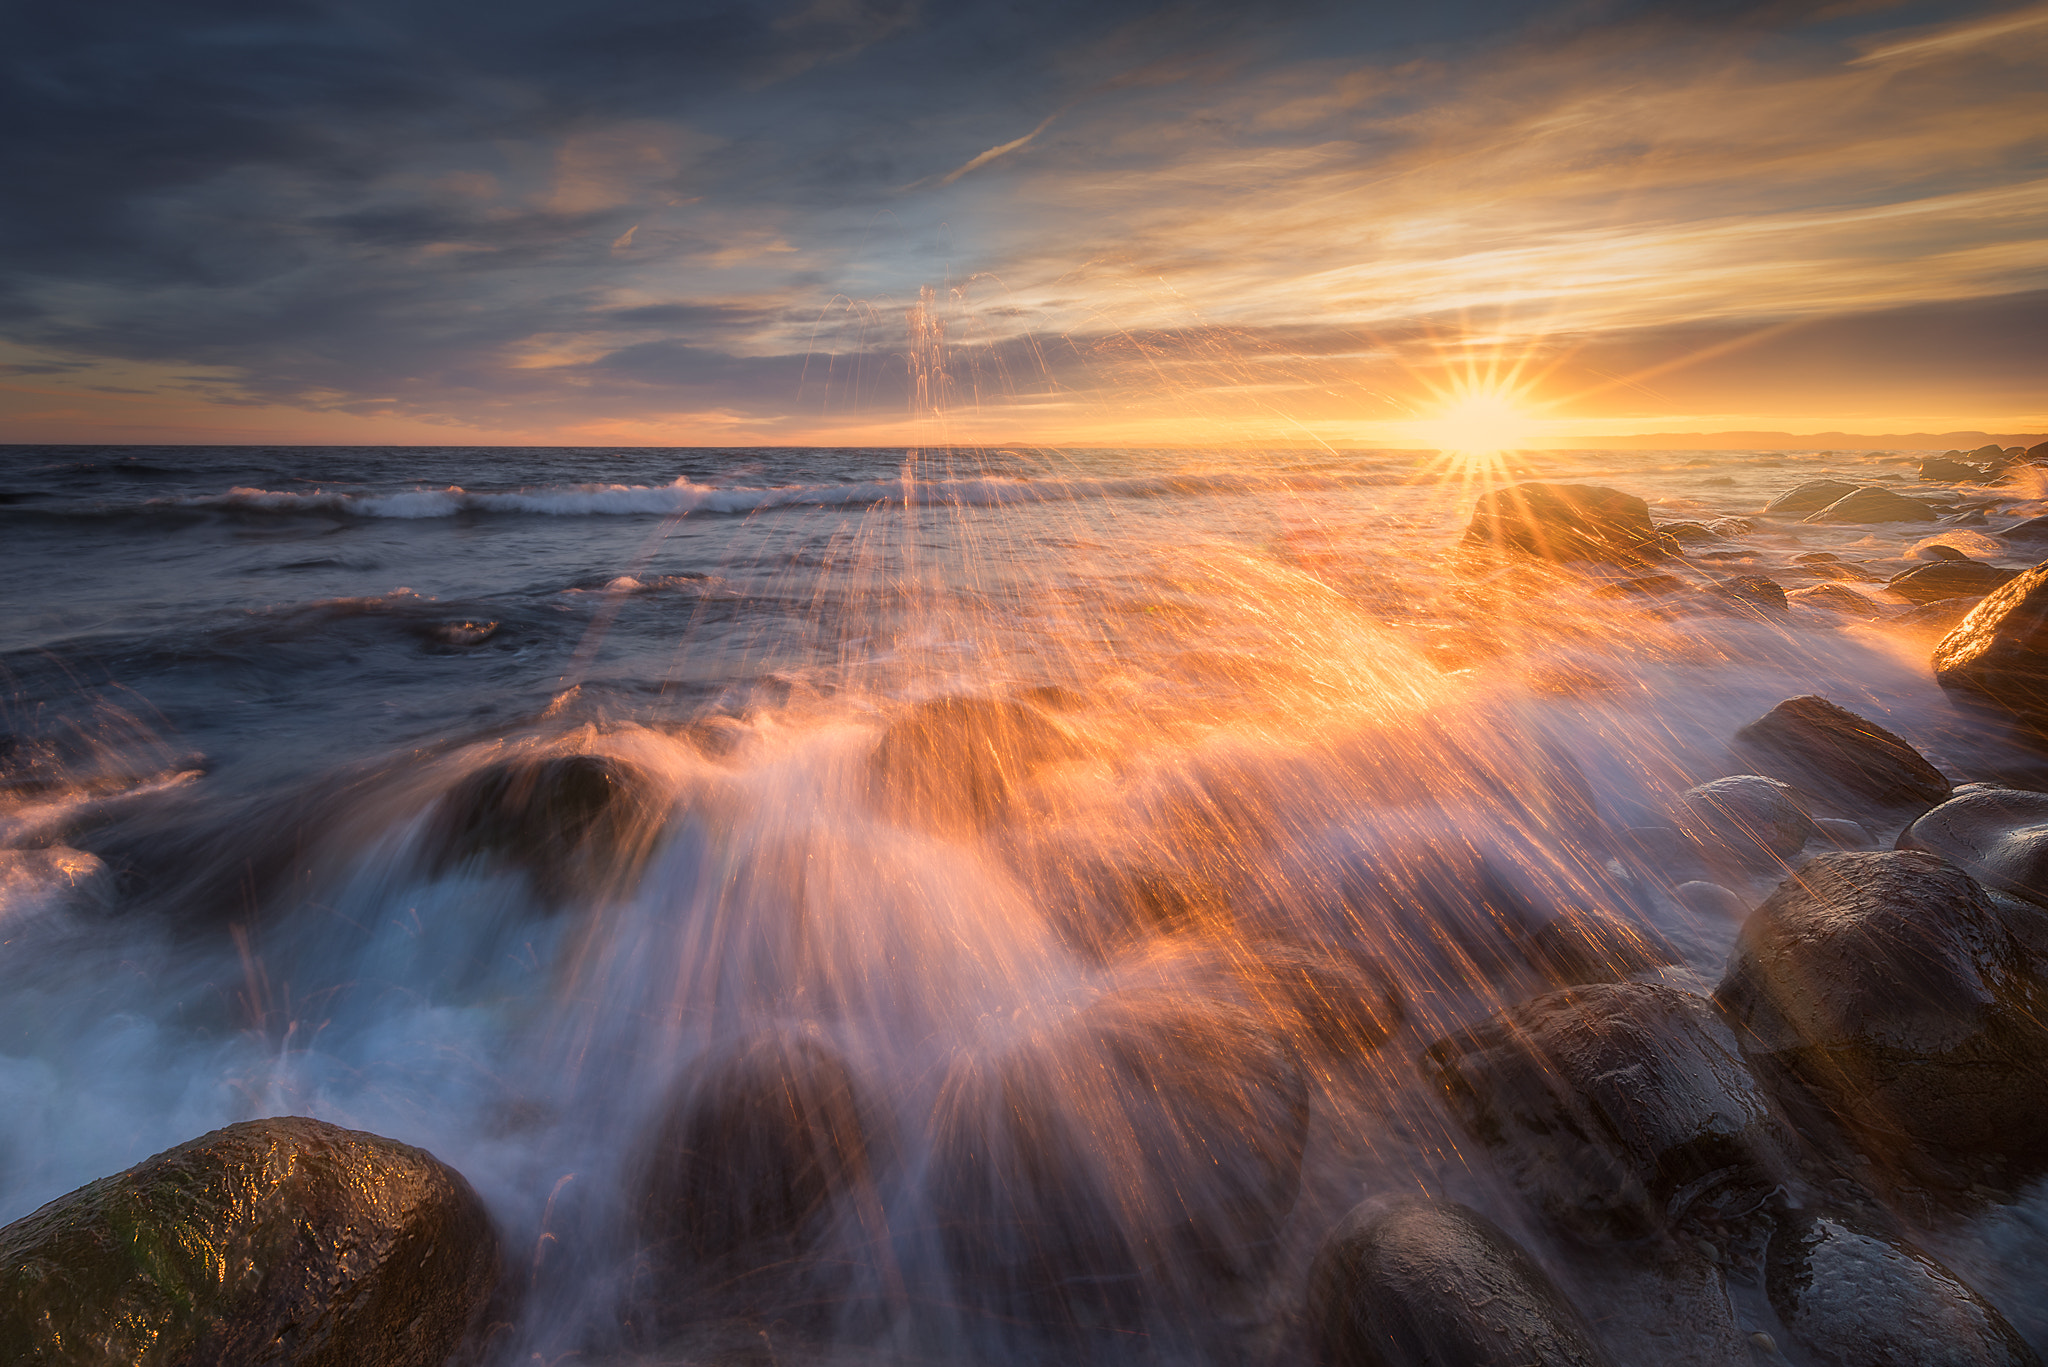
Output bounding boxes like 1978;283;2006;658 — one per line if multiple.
3;443;2046;1364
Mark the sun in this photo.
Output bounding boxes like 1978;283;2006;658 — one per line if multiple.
1418;385;1542;453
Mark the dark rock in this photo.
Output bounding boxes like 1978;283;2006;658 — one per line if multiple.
1423;983;1794;1241
1733;695;1950;808
1699;576;1787;614
1462;484;1666;563
1969;444;2008;462
2000;515;2048;542
1675;881;1748;919
1306;1198;1616;1367
870;695;1081;830
1766;1210;2040;1367
1795;552;1843;563
1764;480;1861;514
1913;542;1971;560
0;1117;501;1367
427;751;664;899
1887;559;2020;604
1228;941;1404;1061
1803;487;1940;524
1521;907;1677;986
1891;596;1983;634
1898;787;2048;910
2028;442;2048;462
1812;817;1874;849
1656;521;1717;543
933;995;1309;1337
1714;851;2048;1181
1933;562;2048;732
1789;584;1882;617
1590;574;1688;598
1918;457;1987;482
1673;776;1815;865
426;619;499;647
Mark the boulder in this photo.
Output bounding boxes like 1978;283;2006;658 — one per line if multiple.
1912;542;1971;560
932;995;1309;1337
1803;487;1940;524
1766;1210;2040;1367
1655;521;1717;543
1590;574;1687;598
1675;881;1748;919
2028;442;2048;462
1423;983;1794;1241
1764;480;1860;514
1707;516;1755;536
1673;776;1815;866
1306;1198;1616;1367
1969;444;2008;463
1918;457;1987;482
0;1117;501;1367
1898;787;2048;910
1732;695;1950;808
427;750;664;900
1227;941;1404;1062
870;695;1081;830
1699;576;1786;614
1891;596;1983;634
1933;562;2048;732
1519;907;1677;986
2000;515;2048;543
1462;484;1666;563
1714;851;2048;1181
1788;584;1883;617
1887;559;2020;604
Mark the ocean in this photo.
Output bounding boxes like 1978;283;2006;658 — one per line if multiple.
2;442;2045;1364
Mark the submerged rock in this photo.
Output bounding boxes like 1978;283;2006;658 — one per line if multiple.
0;1117;501;1367
1228;941;1404;1062
1462;484;1666;563
869;694;1081;830
1932;562;2048;733
1898;787;2048;910
1675;881;1749;919
1733;695;1950;808
426;750;664;899
1789;584;1883;617
1766;1210;2040;1367
1699;576;1787;614
1892;596;1983;634
932;994;1309;1338
1673;775;1815;866
1423;983;1793;1242
1306;1198;1615;1367
1803;487;1940;524
1887;559;2020;604
1764;480;1861;514
1520;907;1677;986
1714;851;2048;1182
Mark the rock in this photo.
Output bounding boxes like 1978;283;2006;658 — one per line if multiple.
1812;818;1873;849
1887;559;2020;604
2028;442;2048;462
1423;983;1794;1241
638;1031;876;1295
1918;457;1987;482
1891;596;1983;634
1306;1198;1616;1367
1933;562;2048;732
1913;542;1972;560
1699;576;1786;614
1766;1210;2041;1367
1674;776;1815;866
1707;516;1754;536
0;1117;501;1367
427;750;664;899
1227;941;1404;1062
426;619;499;647
1590;574;1688;598
1789;585;1883;617
1898;787;2048;910
1803;487;1940;524
1657;521;1718;543
933;994;1309;1337
1462;484;1666;563
1732;695;1950;808
870;695;1081;830
1795;552;1843;563
1675;881;1748;919
1714;851;2048;1181
1520;907;1677;986
1969;444;2008;463
2000;515;2048;543
1764;480;1861;514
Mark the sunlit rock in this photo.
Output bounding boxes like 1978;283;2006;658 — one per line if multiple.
1306;1197;1616;1367
931;994;1309;1339
1765;1210;2041;1367
1673;776;1815;867
1520;906;1677;986
1763;479;1860;514
1656;521;1717;543
1733;695;1950;809
1898;786;2048;910
1802;487;1940;524
1933;562;2048;733
1714;851;2048;1185
1891;595;1984;634
1423;983;1794;1242
0;1117;501;1367
1789;584;1883;617
1887;559;2019;604
426;750;665;900
1462;483;1666;563
869;694;1081;831
1919;456;1988;482
637;1031;878;1306
1912;541;1971;560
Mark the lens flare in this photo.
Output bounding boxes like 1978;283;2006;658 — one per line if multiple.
1419;384;1541;453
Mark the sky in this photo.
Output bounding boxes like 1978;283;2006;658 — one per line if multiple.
1;0;2043;448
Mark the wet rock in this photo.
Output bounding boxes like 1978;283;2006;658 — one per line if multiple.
0;1117;501;1367
1699;576;1786;614
639;1031;876;1294
1764;480;1861;514
1812;818;1873;849
1707;516;1755;536
1789;584;1883;617
1919;456;1987;482
2028;442;2048;462
1766;1210;2040;1367
1714;851;2048;1182
1657;521;1718;543
1462;483;1666;563
1306;1197;1616;1367
1804;487;1941;524
1673;776;1815;866
1898;787;2048;910
1423;983;1794;1241
425;619;499;647
1887;559;2020;604
427;750;664;899
1969;443;2010;463
1228;941;1404;1061
1591;573;1688;598
933;995;1309;1337
1675;881;1748;919
1891;595;1983;634
1521;907;1677;986
1933;562;2048;733
1732;695;1951;808
869;695;1081;830
1912;542;1972;560
2000;515;2048;543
